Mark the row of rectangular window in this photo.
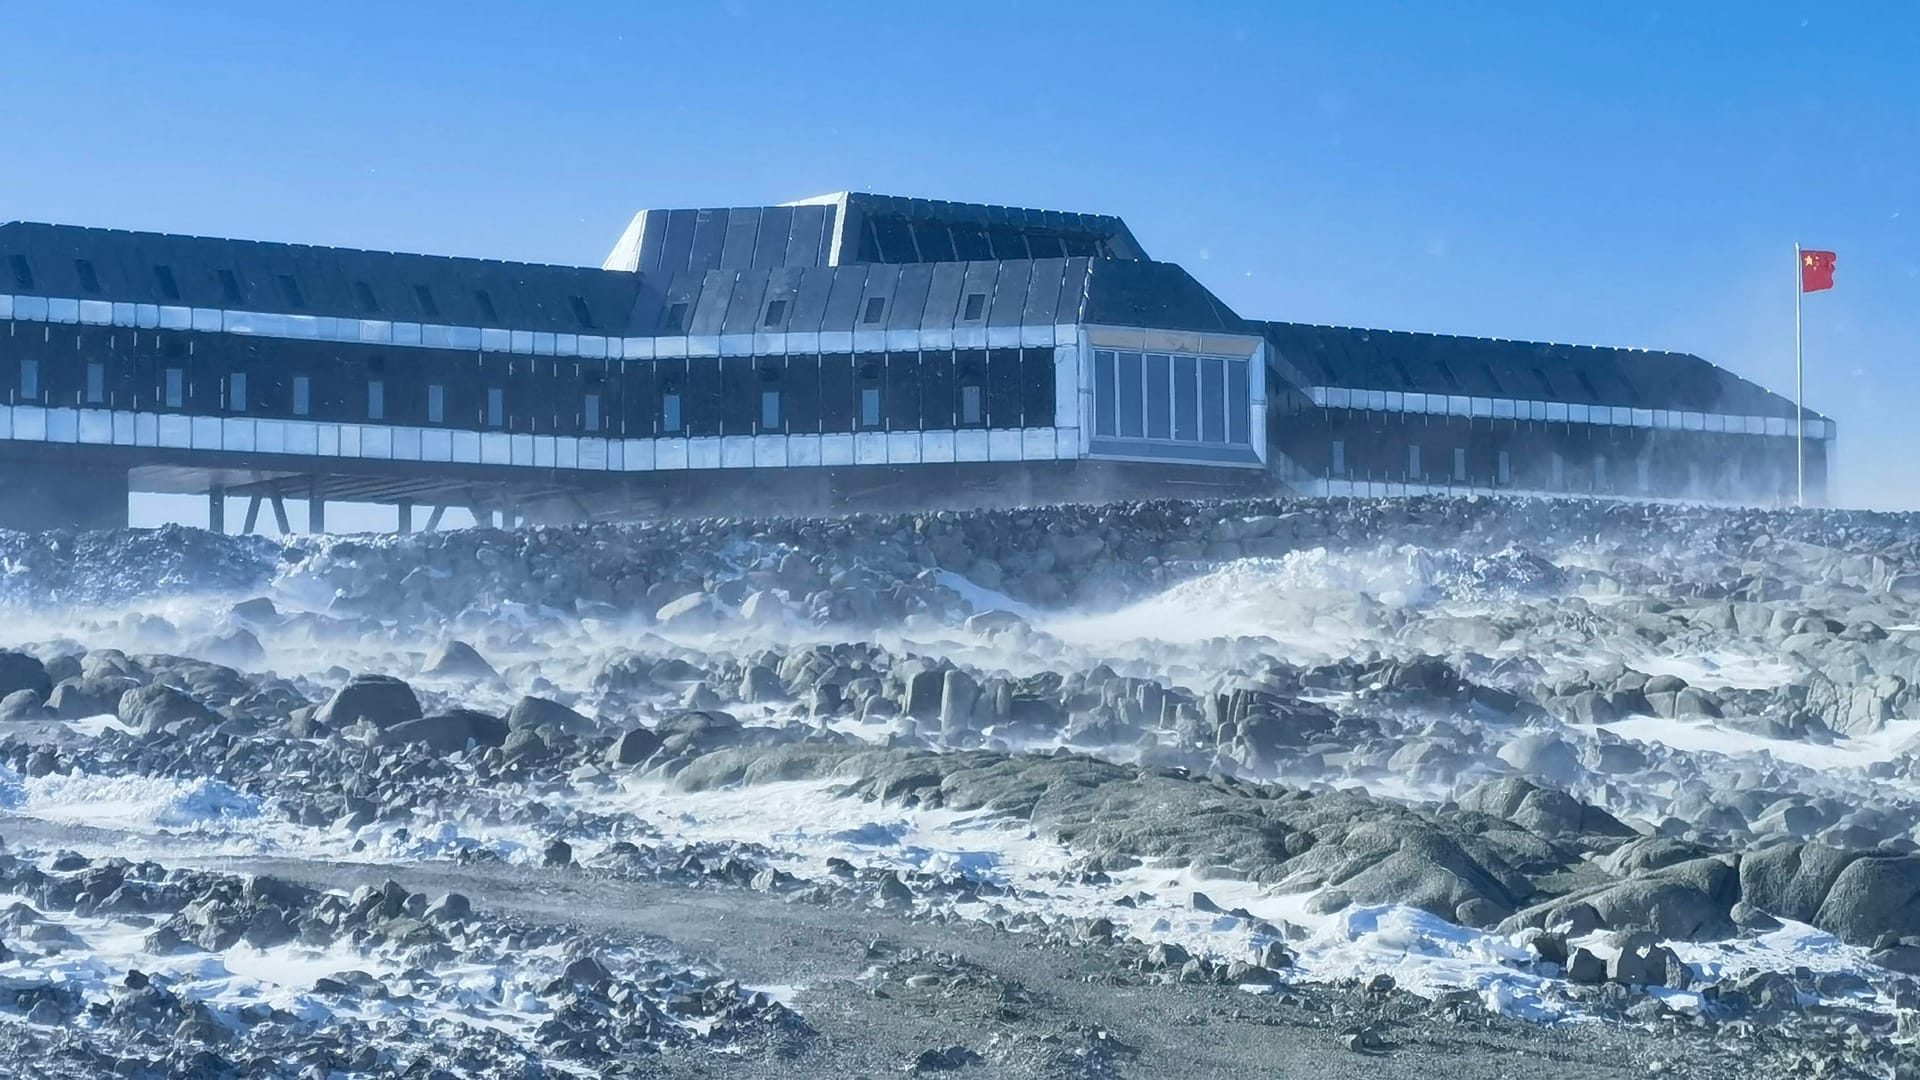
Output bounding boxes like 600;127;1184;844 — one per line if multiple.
1090;350;1254;445
1311;385;1828;440
0;292;1065;361
4;347;1054;439
1330;439;1777;494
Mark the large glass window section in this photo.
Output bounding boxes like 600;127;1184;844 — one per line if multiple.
1145;353;1172;438
18;359;37;401
987;349;1022;427
584;392;602;433
817;355;853;433
86;362;105;405
856;360;884;430
686;360;722;436
164;368;184;409
292;375;310;416
1020;347;1055;427
918;350;954;430
229;372;247;414
487;387;504;428
884;352;920;432
782;356;820;434
1116;351;1144;438
1199;357;1226;443
367;379;385;421
720;359;756;435
760;389;781;431
427;384;446;424
956;354;987;429
1093;350;1117;436
661;390;683;433
1172;355;1198;440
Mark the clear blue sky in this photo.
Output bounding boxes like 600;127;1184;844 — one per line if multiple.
3;1;1915;518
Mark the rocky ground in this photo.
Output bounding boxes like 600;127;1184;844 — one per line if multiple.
0;495;1918;1076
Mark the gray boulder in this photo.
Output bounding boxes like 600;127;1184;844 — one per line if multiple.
0;689;46;723
605;727;663;766
1496;732;1583;786
938;669;979;735
1459;777;1634;839
739;665;784;703
315;674;421;730
1738;842;1864;924
1550;877;1735;941
506;696;594;736
1803;672;1902;736
421;641;497;680
1814;854;1920;945
116;684;213;736
655;592;719;628
0;652;51;702
47;675;141;719
374;710;508;754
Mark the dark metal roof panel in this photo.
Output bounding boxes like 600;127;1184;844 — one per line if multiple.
819;263;870;333
985;261;1030;326
750;206;793;270
621;274;669;336
657;211;698;278
921;262;967;331
1083;260;1248;334
721;269;770;335
0;222;637;330
687;270;736;336
784;204;829;269
885;263;934;331
635;211;670;275
719;209;761;271
957;261;999;325
685;210;728;275
1059;257;1093;324
854;264;901;328
784;265;835;335
1021;257;1068;326
759;265;806;331
1258;321;1817;420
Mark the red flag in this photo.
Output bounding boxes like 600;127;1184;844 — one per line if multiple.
1801;249;1837;292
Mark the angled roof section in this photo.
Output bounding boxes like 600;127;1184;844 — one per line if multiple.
834;193;1146;265
615;259;1099;337
1261;321;1822;421
0;221;642;333
604;192;1147;275
1083;260;1249;335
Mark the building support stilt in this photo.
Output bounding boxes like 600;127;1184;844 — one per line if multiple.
242;495;262;535
208;486;225;534
425;505;446;532
396;498;413;535
308;477;326;534
270;495;290;535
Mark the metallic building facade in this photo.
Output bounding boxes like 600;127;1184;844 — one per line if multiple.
0;193;1826;530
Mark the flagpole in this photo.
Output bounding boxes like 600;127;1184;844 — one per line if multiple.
1795;242;1804;507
